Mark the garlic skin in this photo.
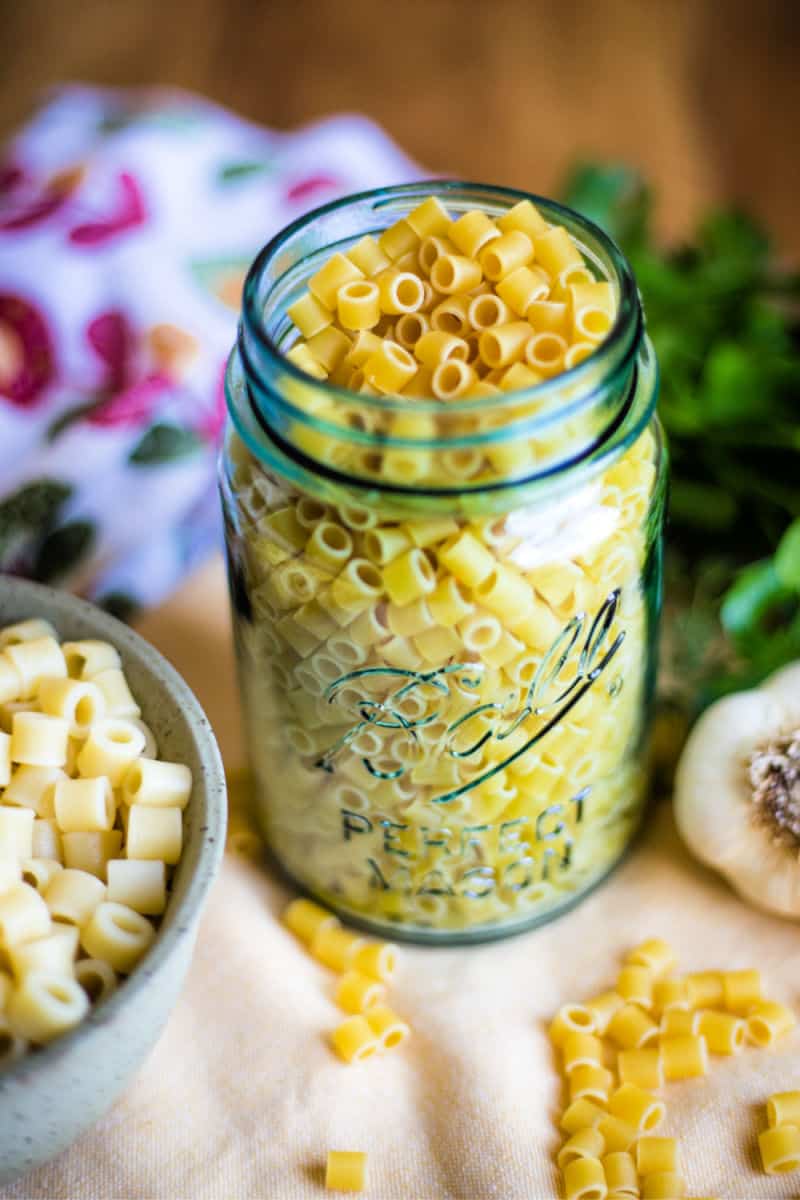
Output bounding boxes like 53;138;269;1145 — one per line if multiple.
674;664;800;919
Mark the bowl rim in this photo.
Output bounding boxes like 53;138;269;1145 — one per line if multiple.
0;575;227;1083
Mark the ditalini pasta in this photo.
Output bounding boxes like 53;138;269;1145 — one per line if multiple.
222;186;665;939
550;943;798;1198
325;1150;368;1192
0;618;192;1055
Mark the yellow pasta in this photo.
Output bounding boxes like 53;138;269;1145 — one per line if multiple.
0;805;35;858
570;1064;614;1105
549;1003;598;1046
562;1156;606;1200
309;252;364;310
10;712;70;768
0;883;51;946
584;992;625;1036
659;1034;708;1080
759;1125;800;1175
618;1051;666;1099
608;1083;664;1132
336;280;381;332
686;972;723;1010
286;291;334;340
624;939;677;976
722;969;763;1013
310;925;364;972
561;1099;608;1135
325;1150;368;1192
284;897;339;944
430;253;483;295
695;1009;746;1055
365;1004;410;1049
767;1091;800;1128
616;965;655;1010
652;978;692;1015
80;902;155;973
330;1015;378;1063
558;1129;606;1170
602;1152;638;1197
378;218;420;261
659;1010;699;1038
449;210;500;258
62;831;123;879
637;1137;680;1176
563;1031;606;1073
607;1004;659;1050
347;235;391;278
596;1115;638;1154
640;1171;685;1199
746;1000;796;1046
335;970;385;1015
6;972;89;1043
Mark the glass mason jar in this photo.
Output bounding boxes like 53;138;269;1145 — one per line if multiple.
220;182;665;944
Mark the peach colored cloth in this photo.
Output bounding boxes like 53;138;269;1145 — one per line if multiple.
4;559;799;1200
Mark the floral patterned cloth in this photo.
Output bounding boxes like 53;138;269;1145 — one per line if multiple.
0;85;420;613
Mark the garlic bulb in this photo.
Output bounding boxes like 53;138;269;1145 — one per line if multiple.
674;661;800;918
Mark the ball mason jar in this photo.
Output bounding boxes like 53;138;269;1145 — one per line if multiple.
220;182;666;943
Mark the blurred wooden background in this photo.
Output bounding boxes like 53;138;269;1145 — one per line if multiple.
1;0;798;251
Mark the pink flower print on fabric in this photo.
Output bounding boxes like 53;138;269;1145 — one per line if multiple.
0;162;83;233
284;173;342;205
83;309;173;428
194;359;228;445
0;293;56;408
68;172;146;247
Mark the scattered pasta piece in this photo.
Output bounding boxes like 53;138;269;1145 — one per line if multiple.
759;1125;800;1175
767;1091;800;1129
325;1150;368;1192
330;1015;379;1064
365;1004;410;1050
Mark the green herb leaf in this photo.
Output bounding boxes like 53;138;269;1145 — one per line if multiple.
720;559;793;638
32;520;95;583
775;518;800;590
129;423;203;465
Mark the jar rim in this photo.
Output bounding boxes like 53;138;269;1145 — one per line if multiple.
240;180;641;419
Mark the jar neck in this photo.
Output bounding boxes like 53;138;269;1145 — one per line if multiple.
227;182;657;517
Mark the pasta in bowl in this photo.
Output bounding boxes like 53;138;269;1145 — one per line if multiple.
0;576;225;1184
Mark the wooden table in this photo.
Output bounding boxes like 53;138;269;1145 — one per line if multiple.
1;0;798;253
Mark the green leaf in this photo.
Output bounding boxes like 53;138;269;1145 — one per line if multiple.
700;342;768;426
669;481;737;529
32;520;95;583
217;160;274;183
720;559;793;639
0;480;72;543
775;518;800;590
129;423;203;465
560;163;651;249
97;591;140;623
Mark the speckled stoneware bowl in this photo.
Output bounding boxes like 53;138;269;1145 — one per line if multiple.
0;577;226;1184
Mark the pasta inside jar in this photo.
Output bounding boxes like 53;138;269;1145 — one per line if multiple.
220;184;665;942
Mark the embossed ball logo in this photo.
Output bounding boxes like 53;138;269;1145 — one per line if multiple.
316;590;625;804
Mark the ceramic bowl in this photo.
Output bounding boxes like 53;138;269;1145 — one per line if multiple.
0;576;226;1184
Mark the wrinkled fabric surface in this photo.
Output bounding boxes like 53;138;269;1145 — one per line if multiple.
0;86;419;611
2;559;798;1200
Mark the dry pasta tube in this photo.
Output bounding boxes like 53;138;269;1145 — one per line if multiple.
686;971;723;1009
325;1150;368;1192
6;972;89;1043
80;901;155;973
351;941;397;983
330;1015;378;1063
557;1129;606;1170
335;970;385;1015
584;992;624;1036
562;1156;606;1200
652;977;692;1014
365;1005;410;1050
641;1171;686;1199
74;957;117;1004
767;1091;800;1128
310;925;364;972
10;712;70;768
695;1009;746;1054
746;1001;796;1047
0;806;35;858
722;969;762;1013
660;1034;708;1080
759;1125;800;1175
608;1083;665;1132
617;1048;663;1090
616;965;654;1010
602;1152;637;1196
660;1010;699;1038
596;1115;637;1154
570;1065;614;1104
637;1137;680;1176
549;1004;598;1045
560;1099;607;1135
0;883;51;946
606;1004;659;1050
562;1031;605;1073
